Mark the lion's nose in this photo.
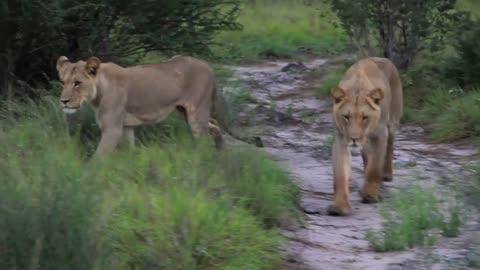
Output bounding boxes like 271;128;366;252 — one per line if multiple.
350;137;360;145
60;98;69;105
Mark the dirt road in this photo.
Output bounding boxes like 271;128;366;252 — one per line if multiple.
227;57;479;270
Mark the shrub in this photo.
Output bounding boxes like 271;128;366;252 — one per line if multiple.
447;18;480;89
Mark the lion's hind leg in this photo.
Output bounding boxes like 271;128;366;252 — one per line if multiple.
208;119;224;150
186;107;224;150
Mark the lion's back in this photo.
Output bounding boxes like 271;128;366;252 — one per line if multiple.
368;57;403;126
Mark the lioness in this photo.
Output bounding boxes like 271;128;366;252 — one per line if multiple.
327;57;403;216
56;55;233;156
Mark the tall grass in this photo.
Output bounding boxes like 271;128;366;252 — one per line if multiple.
214;0;348;61
0;97;300;269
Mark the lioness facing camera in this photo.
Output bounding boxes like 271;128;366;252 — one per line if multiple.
56;55;228;157
327;57;403;216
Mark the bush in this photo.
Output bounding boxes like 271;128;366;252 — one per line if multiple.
0;97;300;269
0;0;241;101
329;0;468;70
446;18;480;89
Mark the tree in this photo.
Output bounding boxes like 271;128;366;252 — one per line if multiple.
448;17;480;89
329;0;468;70
0;0;241;102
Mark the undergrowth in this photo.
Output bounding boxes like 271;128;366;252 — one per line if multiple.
0;97;300;269
366;185;463;252
415;88;480;143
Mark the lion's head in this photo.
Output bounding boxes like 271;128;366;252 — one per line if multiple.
56;56;101;114
331;86;384;148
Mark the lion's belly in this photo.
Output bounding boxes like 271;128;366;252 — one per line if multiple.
123;106;177;127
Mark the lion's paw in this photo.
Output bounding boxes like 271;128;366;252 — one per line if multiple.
360;191;382;203
326;204;351;216
381;176;393;182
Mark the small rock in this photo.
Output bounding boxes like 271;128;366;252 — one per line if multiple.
281;62;307;73
300;202;322;214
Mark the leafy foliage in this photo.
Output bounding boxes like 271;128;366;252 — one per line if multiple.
0;0;241;100
328;0;468;69
446;18;480;89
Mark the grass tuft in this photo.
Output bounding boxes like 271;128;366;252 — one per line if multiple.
366;185;463;252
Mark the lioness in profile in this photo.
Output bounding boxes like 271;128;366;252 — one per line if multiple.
56;55;229;157
327;57;403;216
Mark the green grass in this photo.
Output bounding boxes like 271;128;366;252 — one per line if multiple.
321;134;335;152
415;88;480;143
213;0;348;62
366;185;463;252
0;97;300;269
317;67;346;97
400;106;417;123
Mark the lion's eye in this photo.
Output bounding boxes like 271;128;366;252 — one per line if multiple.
362;116;369;121
74;81;81;87
343;115;350;121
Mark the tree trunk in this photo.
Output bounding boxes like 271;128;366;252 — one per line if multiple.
382;0;395;62
3;48;16;111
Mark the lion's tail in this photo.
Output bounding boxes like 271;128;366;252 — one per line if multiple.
210;81;263;148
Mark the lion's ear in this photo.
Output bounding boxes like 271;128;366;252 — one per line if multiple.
56;56;70;72
368;88;384;105
85;57;101;76
331;87;346;104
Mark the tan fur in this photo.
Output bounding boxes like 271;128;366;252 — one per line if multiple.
327;57;403;216
56;55;224;157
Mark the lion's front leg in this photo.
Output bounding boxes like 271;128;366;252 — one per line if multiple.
327;138;351;216
94;127;124;157
121;127;136;147
382;128;394;182
360;135;388;203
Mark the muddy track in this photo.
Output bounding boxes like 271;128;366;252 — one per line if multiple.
227;57;480;270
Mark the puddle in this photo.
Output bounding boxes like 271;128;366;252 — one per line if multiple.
226;57;480;269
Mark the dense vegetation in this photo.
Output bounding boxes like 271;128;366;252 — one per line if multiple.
1;0;480;268
0;98;300;269
317;0;480;143
0;0;241;101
